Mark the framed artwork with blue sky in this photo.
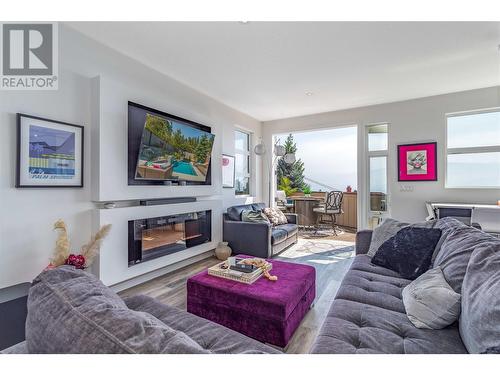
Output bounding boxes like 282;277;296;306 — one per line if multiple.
16;113;84;188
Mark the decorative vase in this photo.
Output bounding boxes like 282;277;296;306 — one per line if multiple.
215;242;232;261
346;185;352;193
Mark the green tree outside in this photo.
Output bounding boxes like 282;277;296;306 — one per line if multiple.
276;134;309;191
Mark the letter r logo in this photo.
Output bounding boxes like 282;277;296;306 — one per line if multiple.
2;24;53;75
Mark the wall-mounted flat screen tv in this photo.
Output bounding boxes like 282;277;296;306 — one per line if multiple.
128;102;215;185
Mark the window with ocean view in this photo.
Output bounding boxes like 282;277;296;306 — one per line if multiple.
446;110;500;188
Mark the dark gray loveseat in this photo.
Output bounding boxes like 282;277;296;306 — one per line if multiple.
223;203;298;258
311;217;500;354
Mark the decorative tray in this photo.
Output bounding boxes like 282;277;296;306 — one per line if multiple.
208;259;272;284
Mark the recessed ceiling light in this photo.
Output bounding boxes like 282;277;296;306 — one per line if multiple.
305;91;314;96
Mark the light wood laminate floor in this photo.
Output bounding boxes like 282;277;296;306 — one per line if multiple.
119;239;354;354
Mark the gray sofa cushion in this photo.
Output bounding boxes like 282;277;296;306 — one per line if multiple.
433;223;495;293
402;267;461;329
275;223;298;236
335;255;410;314
311;299;467;354
123;295;278;354
367;218;408;257
271;228;287;245
26;266;208;354
459;241;500;353
311;255;467;354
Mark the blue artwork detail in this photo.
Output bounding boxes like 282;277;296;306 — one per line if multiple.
28;125;76;179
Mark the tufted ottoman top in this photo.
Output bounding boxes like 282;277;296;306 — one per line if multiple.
187;256;315;321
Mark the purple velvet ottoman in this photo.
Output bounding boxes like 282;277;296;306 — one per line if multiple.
187;257;316;348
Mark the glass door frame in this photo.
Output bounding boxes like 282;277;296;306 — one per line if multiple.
364;123;391;228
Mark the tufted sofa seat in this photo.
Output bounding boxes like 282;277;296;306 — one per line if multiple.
311;254;467;353
310;216;500;354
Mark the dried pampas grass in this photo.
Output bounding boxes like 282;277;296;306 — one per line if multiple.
51;220;70;267
49;220;112;269
80;224;112;267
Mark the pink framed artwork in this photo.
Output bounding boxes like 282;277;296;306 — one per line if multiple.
397;142;437;181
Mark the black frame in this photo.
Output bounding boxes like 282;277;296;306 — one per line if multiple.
222;154;235;188
397;141;438;182
128;101;214;186
16;113;84;188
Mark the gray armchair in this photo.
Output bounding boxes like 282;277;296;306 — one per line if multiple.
223;203;299;258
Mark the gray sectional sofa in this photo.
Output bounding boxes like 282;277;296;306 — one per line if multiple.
3;216;498;354
2;266;279;354
311;217;500;354
223;203;298;258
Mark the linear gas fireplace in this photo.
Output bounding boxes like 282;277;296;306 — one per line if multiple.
128;210;211;266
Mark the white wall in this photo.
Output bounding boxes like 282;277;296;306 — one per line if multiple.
0;24;263;288
262;86;500;225
0;70;93;288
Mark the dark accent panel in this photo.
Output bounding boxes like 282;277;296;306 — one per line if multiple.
0;283;30;350
128;210;212;266
140;197;197;206
437;208;472;219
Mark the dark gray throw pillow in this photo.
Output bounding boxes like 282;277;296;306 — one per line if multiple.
367;218;409;257
371;227;442;280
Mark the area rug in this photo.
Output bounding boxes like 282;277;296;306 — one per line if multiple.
276;238;355;301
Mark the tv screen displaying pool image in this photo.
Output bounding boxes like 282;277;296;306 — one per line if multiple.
132;104;215;183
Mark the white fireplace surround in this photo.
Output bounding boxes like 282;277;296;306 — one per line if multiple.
92;199;222;288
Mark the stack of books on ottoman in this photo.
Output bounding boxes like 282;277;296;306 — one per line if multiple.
208;257;272;284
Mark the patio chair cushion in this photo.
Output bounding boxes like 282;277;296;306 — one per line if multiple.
313;207;342;214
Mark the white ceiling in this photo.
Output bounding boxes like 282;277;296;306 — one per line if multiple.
67;22;500;121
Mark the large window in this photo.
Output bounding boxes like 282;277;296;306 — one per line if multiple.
367;124;389;228
234;130;251;195
446;109;500;188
